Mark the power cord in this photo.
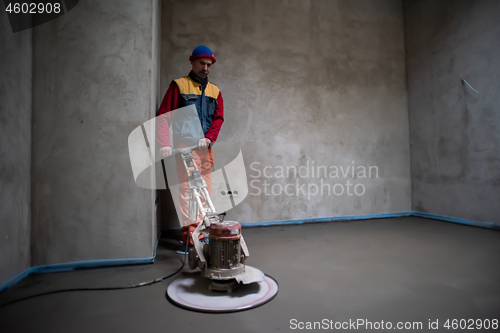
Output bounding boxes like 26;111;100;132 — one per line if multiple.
0;229;190;308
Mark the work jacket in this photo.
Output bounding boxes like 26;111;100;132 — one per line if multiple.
156;72;224;148
173;74;219;145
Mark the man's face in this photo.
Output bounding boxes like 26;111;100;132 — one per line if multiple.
191;58;213;79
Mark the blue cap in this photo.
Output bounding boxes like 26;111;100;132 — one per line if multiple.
189;45;216;63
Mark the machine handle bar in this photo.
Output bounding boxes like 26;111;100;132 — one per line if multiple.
171;143;210;155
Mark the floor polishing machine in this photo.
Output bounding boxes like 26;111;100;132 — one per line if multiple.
166;146;278;312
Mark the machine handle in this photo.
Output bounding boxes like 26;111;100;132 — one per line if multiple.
171;144;201;155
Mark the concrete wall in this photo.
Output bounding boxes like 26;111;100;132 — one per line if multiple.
161;0;411;224
405;0;500;223
0;10;32;285
30;0;157;265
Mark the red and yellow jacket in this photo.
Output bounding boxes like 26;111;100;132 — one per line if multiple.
156;71;224;147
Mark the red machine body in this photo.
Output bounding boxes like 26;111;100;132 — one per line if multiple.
209;221;241;241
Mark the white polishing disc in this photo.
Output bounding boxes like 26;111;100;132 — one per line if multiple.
166;267;278;313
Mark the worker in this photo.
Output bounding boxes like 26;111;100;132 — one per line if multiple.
156;45;224;245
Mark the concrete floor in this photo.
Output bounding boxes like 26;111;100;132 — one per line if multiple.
1;217;499;333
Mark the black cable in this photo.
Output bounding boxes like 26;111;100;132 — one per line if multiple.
0;230;191;309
